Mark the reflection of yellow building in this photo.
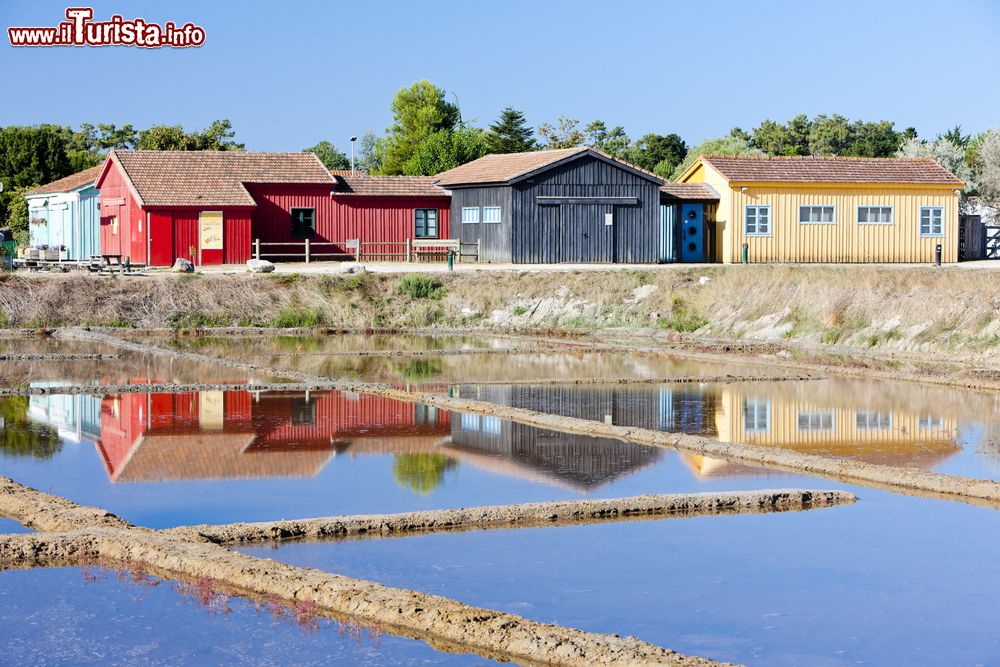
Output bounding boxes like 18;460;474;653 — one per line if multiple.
713;389;960;468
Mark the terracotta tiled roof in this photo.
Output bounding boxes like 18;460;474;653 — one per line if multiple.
111;432;336;482
660;182;719;201
110;150;335;207
333;172;449;197
25;164;103;196
700;154;963;185
434;147;664;187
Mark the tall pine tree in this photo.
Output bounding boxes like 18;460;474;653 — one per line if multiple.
487;107;536;154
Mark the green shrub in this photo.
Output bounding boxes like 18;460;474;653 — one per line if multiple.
397;274;444;300
272;307;325;328
512;305;528;316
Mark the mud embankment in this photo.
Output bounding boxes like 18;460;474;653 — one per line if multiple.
0;476;770;666
165;489;855;545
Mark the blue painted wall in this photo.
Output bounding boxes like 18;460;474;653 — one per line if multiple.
26;184;100;260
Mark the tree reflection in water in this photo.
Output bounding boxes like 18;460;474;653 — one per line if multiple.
0;397;61;460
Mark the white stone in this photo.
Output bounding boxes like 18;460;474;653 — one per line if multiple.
171;258;194;273
246;259;275;273
699;276;712;285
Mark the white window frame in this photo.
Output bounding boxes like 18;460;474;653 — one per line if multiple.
482;415;502;435
857;205;894;225
919;206;944;238
743;398;771;433
744;205;772;237
461;207;480;224
797;410;835;432
856;409;892;430
798;204;836;225
482;206;502;224
918;415;944;430
460;413;480;431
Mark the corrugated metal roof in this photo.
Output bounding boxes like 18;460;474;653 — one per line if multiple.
110;151;335;207
25;164;102;196
701;154;963;185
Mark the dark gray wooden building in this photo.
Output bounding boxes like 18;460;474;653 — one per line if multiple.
435;148;658;263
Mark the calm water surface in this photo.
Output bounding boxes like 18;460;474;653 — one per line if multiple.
240;489;1000;667
0;567;493;666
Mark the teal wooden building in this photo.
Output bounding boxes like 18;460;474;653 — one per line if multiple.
24;165;102;260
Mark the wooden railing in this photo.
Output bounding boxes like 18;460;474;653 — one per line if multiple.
253;238;480;263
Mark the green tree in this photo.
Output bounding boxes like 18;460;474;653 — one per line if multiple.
583;120;630;159
671;132;763;180
537;116;584;149
355;130;382;175
751;115;810;156
303;140;350;170
902;127;919;142
378;81;461;175
898;137;973;211
6;188;29;246
808;114;853;155
402;126;489;175
939;125;970;148
136;124;195;150
392;453;457;495
628;133;687;176
136;119;243;151
0;125;73;232
847;120;901;157
0;397;62;459
486;107;535;153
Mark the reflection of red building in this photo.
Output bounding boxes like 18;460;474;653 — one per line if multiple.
96;390;450;482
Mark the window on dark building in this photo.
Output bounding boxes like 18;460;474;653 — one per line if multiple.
291;208;316;238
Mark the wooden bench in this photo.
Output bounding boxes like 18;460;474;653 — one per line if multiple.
410;239;460;262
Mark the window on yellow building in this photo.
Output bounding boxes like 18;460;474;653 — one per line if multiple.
745;205;771;236
743;398;771;433
920;207;944;237
797;410;835;431
799;205;835;224
857;206;894;224
856;409;892;430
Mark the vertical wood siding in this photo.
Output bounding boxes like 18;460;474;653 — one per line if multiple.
98;161;143;261
725;185;960;263
511;155;661;264
449;186;512;262
249;184;450;256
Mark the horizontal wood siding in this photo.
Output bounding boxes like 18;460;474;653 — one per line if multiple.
448;186;512;263
511;155;661;263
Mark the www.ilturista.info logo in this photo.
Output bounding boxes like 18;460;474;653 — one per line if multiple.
8;7;205;48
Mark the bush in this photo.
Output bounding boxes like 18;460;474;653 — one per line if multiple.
397;274;444;300
272;307;325;328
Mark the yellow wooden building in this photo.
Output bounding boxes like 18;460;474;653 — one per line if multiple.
676;155;964;263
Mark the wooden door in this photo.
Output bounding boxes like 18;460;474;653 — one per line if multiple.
149;212;173;267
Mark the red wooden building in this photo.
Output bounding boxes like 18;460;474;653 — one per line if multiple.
95;150;335;266
94;150;451;267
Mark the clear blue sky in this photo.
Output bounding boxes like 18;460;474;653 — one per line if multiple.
2;0;998;151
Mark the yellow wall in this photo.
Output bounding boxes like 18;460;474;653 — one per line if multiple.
679;161;961;263
714;390;958;456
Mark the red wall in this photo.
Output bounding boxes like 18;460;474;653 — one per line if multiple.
248;184;451;256
147;207;252;267
98;161;146;264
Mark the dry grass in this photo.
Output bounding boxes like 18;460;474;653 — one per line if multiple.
0;267;998;355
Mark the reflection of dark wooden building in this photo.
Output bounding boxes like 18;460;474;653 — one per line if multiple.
444;407;661;491
453;384;719;436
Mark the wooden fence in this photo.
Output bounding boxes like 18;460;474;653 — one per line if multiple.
253;238;480;264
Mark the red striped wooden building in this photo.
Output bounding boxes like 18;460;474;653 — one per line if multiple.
95;150;451;267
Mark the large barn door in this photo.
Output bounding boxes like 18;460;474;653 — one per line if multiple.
558;204;614;263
